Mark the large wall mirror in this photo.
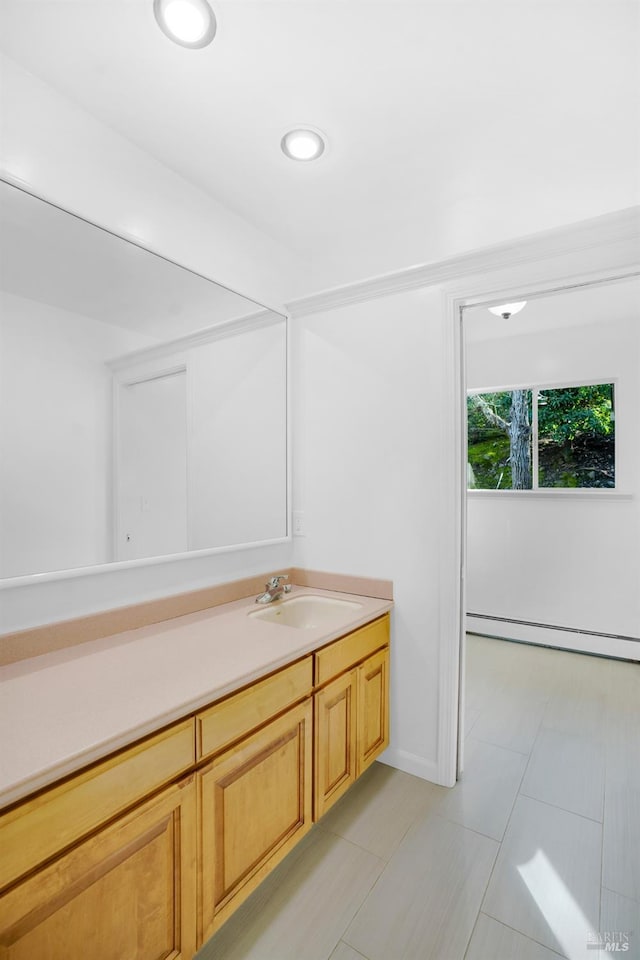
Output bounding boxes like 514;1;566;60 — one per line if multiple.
0;178;288;581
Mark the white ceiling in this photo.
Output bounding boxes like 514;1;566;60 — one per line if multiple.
1;0;639;285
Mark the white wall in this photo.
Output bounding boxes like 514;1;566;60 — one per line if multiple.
465;283;640;642
0;291;154;578
292;287;447;781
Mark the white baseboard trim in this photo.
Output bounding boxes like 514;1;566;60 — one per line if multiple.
466;614;640;661
379;747;446;786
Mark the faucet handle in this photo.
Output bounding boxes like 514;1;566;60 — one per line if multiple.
267;574;289;588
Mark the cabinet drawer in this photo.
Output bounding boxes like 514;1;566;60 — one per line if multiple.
0;718;195;893
196;656;312;762
314;615;389;686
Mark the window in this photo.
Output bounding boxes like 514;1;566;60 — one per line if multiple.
467;382;615;490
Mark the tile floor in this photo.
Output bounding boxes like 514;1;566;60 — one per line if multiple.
197;635;640;960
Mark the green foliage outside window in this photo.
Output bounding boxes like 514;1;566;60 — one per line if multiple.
467;383;615;490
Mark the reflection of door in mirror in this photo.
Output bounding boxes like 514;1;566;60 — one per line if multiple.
116;370;188;562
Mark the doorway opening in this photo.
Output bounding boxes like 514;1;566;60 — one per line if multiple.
456;273;640;777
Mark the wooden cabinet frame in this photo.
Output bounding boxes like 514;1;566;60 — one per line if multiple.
357;646;390;775
314;669;357;819
313;616;390;818
197;699;313;945
0;776;196;960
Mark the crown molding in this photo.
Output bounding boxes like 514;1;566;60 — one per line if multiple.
107;309;283;372
285;206;640;318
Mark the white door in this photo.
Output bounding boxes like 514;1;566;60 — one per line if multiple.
116;370;188;561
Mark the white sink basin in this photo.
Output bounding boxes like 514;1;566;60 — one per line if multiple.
249;595;362;629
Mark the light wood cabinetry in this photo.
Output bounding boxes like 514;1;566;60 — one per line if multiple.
314;615;390;818
0;719;195;893
314;668;357;818
0;775;196;960
314;616;389;686
196;657;312;762
0;612;390;959
357;645;390;775
197;699;313;944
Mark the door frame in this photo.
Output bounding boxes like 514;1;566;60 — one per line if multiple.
440;262;640;783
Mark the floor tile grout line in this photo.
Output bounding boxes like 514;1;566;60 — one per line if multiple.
466;729;534;756
331;830;404;953
479;908;571;959
461;905;484;960
465;732;534;762
413;810;503;845
314;805;423;863
514;790;607;827
476;763;529;916
600;885;640;905
518;788;604;824
329;942;371;960
474;672;540;919
428;795;518;845
338;810;500;959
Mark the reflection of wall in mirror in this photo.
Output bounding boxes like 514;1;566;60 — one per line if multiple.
189;322;287;548
0;290;155;579
113;319;288;560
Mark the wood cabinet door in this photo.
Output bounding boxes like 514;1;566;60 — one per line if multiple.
314;668;357;820
0;776;197;960
197;699;313;944
357;647;390;776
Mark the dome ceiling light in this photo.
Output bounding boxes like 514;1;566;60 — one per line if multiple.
153;0;217;48
488;301;527;320
281;128;326;162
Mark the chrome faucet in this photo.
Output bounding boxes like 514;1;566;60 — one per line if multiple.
255;574;292;604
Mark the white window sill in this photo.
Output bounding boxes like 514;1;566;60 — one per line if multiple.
467;489;633;501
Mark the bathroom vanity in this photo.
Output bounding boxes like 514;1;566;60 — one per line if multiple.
0;579;391;958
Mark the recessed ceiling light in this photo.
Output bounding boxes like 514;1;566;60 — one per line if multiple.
153;0;216;48
281;128;326;162
488;301;527;320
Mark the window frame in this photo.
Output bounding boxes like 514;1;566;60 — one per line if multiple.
466;377;618;496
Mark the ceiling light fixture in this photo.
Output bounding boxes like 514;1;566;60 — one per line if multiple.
153;0;216;48
488;301;527;320
281;128;326;162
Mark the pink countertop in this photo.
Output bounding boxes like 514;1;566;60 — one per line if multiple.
0;586;392;810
